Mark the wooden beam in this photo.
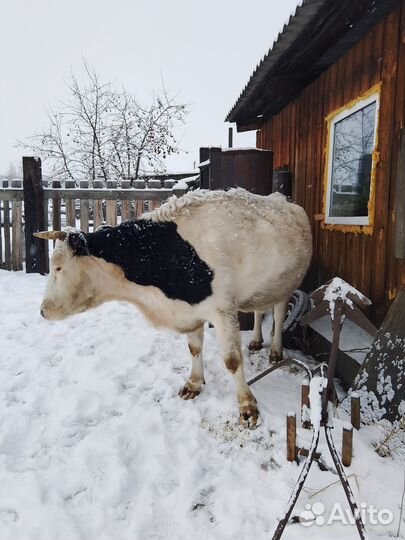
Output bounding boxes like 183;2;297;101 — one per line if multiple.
12;198;23;271
42;188;173;201
301;379;311;429
395;127;405;258
79;181;89;233
3;201;11;270
23;157;49;274
342;425;353;467
0;189;24;201
92;180;104;230
65;181;76;227
351;394;361;430
287;413;297;462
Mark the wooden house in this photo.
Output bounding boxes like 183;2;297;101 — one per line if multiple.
226;0;405;325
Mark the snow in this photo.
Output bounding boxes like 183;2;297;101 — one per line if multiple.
173;179;188;189
0;270;403;540
309;278;375;365
221;147;269;152
173;176;199;190
316;277;371;320
308;377;326;432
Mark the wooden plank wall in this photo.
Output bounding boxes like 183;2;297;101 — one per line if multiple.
0;183;24;271
257;3;405;324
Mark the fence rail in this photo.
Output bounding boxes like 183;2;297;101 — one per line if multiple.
42;188;173;200
0;157;190;274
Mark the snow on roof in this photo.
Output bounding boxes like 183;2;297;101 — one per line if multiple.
173;178;189;190
221;147;270;152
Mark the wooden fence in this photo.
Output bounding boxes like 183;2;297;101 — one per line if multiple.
0;157;189;274
0;180;23;271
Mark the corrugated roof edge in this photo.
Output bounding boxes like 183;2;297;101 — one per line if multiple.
225;0;330;123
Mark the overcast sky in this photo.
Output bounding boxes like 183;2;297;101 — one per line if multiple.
1;0;299;175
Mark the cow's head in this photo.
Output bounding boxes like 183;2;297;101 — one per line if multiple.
34;229;99;320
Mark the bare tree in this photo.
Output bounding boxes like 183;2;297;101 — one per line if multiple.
19;62;187;185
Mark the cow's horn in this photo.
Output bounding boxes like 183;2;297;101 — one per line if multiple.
34;231;67;241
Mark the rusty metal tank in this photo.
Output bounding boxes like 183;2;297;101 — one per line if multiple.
199;147;273;194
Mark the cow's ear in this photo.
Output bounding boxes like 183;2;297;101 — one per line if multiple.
67;231;89;256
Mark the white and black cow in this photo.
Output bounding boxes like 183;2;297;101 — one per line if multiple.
35;188;312;429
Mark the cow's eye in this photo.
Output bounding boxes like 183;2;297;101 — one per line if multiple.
55;266;62;272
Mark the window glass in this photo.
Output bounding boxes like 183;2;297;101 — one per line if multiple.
329;101;376;218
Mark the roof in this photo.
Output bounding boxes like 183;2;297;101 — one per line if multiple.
226;0;401;131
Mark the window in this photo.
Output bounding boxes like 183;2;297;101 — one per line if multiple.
325;91;380;226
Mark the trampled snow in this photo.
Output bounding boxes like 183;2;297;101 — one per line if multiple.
0;270;403;540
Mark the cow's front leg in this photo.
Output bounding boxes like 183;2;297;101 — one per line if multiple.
248;311;264;351
179;325;205;400
270;300;287;363
214;311;260;429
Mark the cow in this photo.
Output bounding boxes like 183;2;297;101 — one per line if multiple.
34;188;312;429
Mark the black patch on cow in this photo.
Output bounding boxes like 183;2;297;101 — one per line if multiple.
68;231;90;257
84;220;214;305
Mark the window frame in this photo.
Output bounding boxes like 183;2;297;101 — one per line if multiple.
324;90;380;226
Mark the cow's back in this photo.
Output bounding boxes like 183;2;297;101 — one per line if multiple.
146;189;312;309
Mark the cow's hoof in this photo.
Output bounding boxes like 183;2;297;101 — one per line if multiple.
270;350;283;364
178;381;203;400
248;339;263;352
239;403;260;430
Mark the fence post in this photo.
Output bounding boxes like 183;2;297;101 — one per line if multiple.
93;180;104;229
52;179;62;232
106;180;117;225
286;412;297;462
23;157;49;274
121;180;131;221
11;179;23;271
301;379;311;429
79;180;90;232
65;180;76;227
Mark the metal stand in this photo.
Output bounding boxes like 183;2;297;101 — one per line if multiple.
247;278;377;540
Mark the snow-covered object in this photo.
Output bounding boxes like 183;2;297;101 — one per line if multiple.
172;175;199;190
173;178;189;190
309;376;327;433
350;289;405;424
351;332;405;424
313;277;370;320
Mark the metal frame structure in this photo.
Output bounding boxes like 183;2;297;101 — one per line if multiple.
247;278;378;540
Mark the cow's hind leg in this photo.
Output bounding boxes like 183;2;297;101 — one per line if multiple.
214;311;259;429
270;300;287;363
248;311;264;351
179;325;205;400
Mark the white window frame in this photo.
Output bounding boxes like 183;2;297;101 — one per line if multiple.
325;91;380;226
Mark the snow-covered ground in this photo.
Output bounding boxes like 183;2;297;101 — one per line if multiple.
0;270;403;540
